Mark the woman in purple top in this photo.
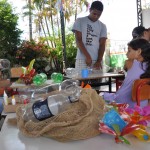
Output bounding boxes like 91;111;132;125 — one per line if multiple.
103;38;150;108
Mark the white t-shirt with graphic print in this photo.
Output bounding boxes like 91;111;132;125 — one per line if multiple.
72;16;107;61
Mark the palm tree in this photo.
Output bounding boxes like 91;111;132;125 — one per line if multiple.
29;0;33;40
22;0;89;71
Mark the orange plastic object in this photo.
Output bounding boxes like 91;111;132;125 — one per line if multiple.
84;84;91;89
81;81;91;89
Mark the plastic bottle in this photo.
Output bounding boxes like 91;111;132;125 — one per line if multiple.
11;95;16;105
51;72;63;83
60;79;81;99
0;59;10;69
0;59;10;79
33;73;47;85
23;94;79;121
3;90;8;105
22;79;81;121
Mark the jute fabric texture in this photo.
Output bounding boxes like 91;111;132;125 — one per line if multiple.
16;88;105;142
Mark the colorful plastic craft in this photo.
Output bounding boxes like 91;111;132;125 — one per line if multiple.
19;59;36;85
99;103;150;144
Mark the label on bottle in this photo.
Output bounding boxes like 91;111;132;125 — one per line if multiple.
47;97;59;116
32;99;53;121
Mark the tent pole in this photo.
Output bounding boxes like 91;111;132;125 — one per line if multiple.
136;0;143;26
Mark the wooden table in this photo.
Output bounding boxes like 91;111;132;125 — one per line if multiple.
66;72;125;92
1;113;150;150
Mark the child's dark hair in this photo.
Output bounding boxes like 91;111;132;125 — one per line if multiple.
128;38;150;78
90;1;103;11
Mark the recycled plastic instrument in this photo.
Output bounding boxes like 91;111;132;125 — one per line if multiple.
99;103;150;144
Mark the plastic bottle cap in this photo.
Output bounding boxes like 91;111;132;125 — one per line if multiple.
143;135;149;140
3;90;8;105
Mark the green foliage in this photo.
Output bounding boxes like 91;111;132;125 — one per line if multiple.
16;40;50;72
0;0;22;66
65;33;77;68
48;33;77;71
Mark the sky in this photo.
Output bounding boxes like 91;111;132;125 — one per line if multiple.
8;0;29;40
7;0;148;44
78;0;137;41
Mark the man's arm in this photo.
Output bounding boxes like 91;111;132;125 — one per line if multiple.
94;37;107;69
74;30;92;66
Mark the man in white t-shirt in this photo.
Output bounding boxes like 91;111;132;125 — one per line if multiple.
72;1;107;72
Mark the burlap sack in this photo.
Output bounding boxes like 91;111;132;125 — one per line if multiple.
16;88;105;142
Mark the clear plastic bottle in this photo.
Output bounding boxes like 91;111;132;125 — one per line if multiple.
0;59;10;70
32;94;79;121
60;79;81;100
0;59;10;79
22;79;81;121
23;94;79;121
3;90;8;105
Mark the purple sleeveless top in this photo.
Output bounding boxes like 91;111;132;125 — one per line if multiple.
103;60;148;108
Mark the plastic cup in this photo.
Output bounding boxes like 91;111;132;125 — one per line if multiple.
81;69;89;78
102;109;127;132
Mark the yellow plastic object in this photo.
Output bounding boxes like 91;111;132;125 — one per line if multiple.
132;128;150;142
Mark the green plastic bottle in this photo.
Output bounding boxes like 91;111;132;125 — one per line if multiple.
33;73;47;85
51;72;63;83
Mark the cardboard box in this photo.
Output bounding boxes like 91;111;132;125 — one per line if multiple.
3;103;21;113
0;79;11;88
0;79;11;96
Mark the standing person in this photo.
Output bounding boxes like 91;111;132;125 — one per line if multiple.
72;1;107;72
102;38;150;108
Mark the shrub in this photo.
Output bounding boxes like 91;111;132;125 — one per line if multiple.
16;40;50;73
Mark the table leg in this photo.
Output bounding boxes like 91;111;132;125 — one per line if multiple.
108;77;112;92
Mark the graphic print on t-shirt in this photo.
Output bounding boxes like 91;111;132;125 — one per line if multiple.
86;24;97;46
